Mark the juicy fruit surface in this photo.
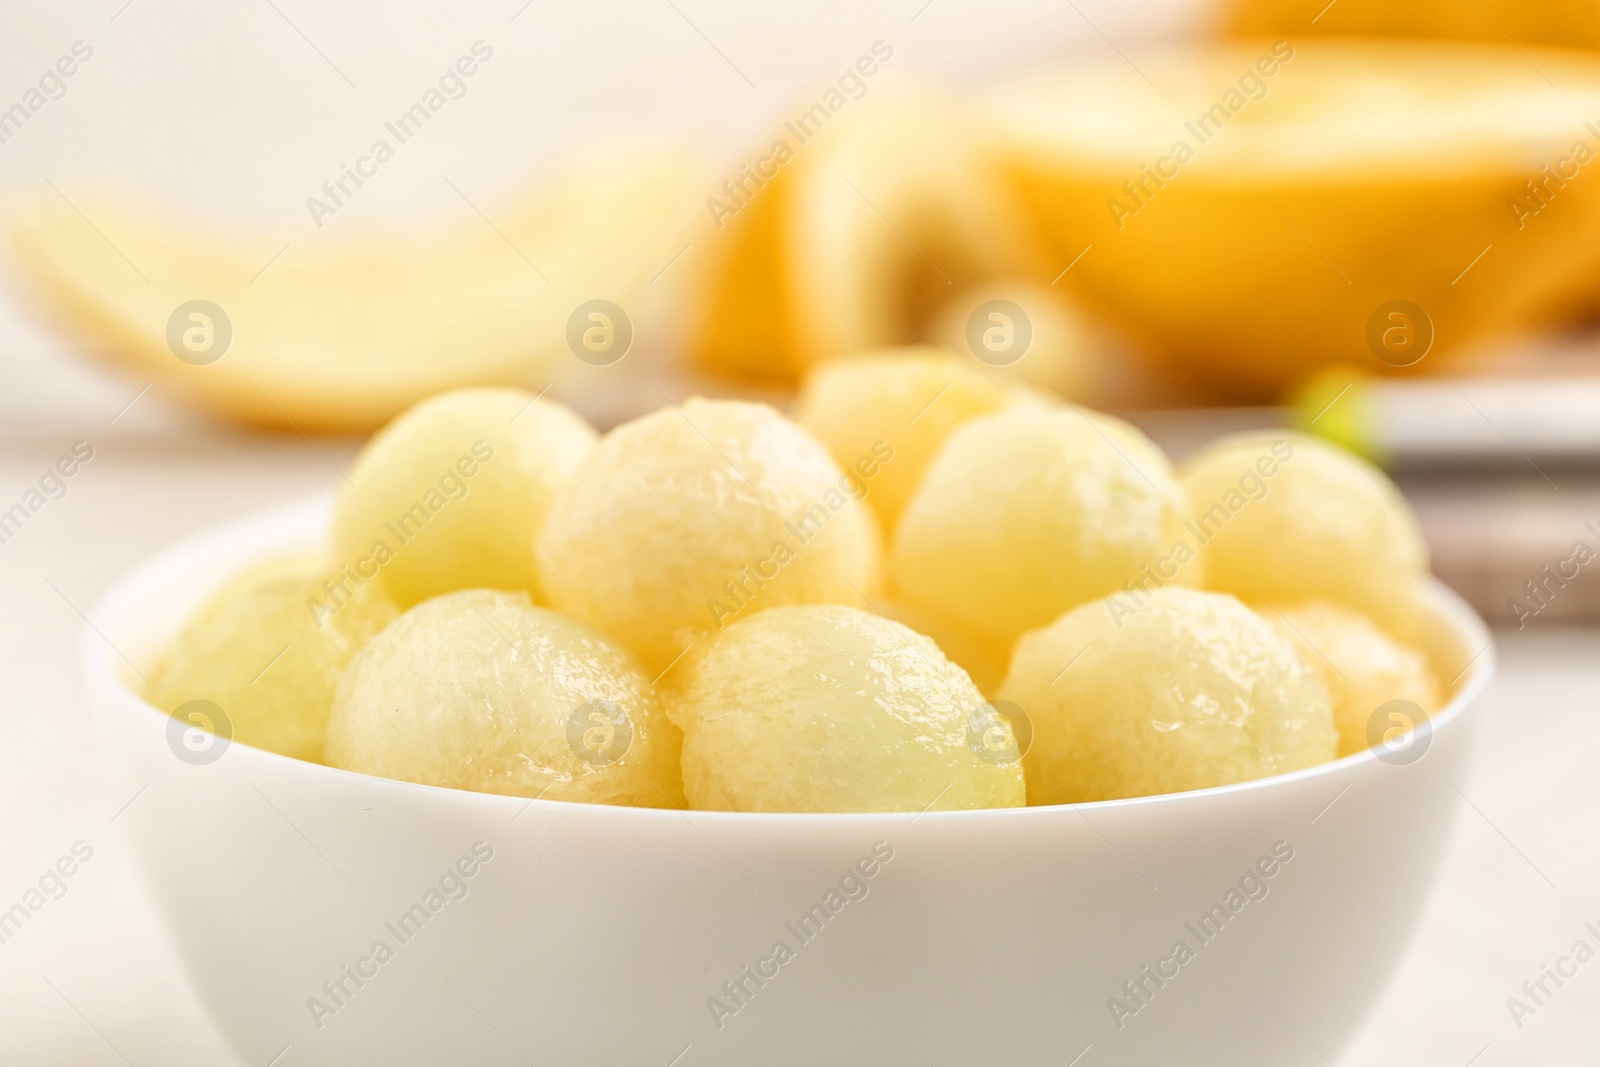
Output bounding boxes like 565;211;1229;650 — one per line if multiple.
893;405;1193;652
877;597;1011;698
537;398;881;673
4;142;703;432
994;42;1600;171
670;605;1024;812
1226;0;1600;51
326;590;684;807
1178;431;1426;635
989;42;1600;396
1269;600;1442;757
148;552;397;763
794;348;1010;532
693;78;1045;380
1001;587;1337;803
332;387;596;608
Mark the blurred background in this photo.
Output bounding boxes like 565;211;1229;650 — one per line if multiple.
3;0;1599;1062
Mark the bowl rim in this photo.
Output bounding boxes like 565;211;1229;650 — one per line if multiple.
85;492;1496;827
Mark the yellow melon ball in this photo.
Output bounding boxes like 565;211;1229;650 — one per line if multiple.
148;552;398;763
332;387;596;609
668;605;1023;812
536;398;881;673
1001;587;1337;803
1266;600;1442;758
325;589;683;807
892;405;1194;652
794;347;1012;533
876;597;1011;697
1177;432;1427;634
926;278;1098;398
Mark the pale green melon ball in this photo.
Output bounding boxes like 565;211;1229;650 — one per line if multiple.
794;347;1012;532
877;596;1011;697
1268;600;1441;758
1001;587;1336;803
326;589;684;807
1177;432;1427;634
332;387;596;608
148;552;398;762
669;605;1024;813
892;405;1195;652
536;398;881;674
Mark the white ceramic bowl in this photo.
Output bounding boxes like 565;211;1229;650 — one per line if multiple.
86;494;1494;1067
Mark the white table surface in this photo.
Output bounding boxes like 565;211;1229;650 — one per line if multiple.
2;290;1598;1066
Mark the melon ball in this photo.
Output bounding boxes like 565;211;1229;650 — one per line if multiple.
1000;587;1336;803
1177;432;1427;634
537;398;881;673
332;387;597;608
669;605;1023;812
326;589;684;807
927;277;1097;398
794;347;1012;531
877;597;1010;697
892;405;1194;652
1267;600;1442;758
148;552;398;762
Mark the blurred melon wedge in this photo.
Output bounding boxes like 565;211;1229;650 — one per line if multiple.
1225;0;1600;50
6;141;701;432
693;78;1047;381
989;41;1600;399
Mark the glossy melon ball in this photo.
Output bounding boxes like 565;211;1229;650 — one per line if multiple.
892;405;1194;651
537;398;881;673
1001;587;1336;803
1267;600;1442;757
669;605;1024;812
332;387;596;608
148;552;398;762
1177;432;1427;634
794;348;1011;532
326;589;683;807
877;597;1011;697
